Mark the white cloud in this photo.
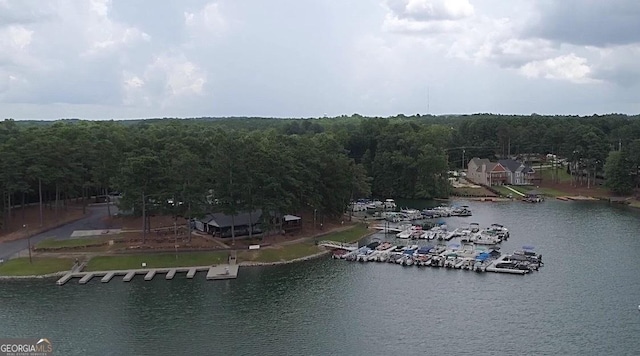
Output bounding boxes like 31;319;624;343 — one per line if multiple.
81;0;150;56
1;25;33;50
184;2;227;37
520;54;596;83
123;54;207;108
386;0;473;21
382;0;624;86
590;44;640;87
122;73;149;106
148;55;206;97
1;0;639;118
383;0;473;34
382;13;463;34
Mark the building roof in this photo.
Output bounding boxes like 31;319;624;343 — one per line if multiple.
498;159;522;173
283;214;301;222
498;158;535;174
204;209;263;228
469;157;491;172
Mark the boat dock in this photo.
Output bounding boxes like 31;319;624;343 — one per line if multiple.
56;265;239;286
332;241;543;276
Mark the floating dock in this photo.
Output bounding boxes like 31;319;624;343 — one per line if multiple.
206;264;239;280
55;265;238;285
123;271;136;282
186;267;197;279
78;273;95;285
144;270;156;281
101;272;115;283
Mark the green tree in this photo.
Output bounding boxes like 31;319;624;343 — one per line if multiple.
604;150;633;195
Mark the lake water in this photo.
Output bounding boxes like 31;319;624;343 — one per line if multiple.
1;200;640;355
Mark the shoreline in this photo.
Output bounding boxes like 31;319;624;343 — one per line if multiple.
0;250;336;280
0;229;375;280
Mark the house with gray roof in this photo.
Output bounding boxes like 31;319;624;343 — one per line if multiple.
466;157;508;186
498;159;535;185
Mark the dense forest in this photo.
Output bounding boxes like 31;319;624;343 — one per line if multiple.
1;113;639;236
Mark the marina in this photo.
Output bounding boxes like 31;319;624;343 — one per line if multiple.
335;220;541;275
333;240;542;274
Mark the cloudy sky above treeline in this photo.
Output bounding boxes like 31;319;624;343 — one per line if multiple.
1;0;639;119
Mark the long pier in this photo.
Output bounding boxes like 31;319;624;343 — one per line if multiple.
56;265;239;285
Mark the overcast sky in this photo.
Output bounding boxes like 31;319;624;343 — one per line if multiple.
1;0;639;120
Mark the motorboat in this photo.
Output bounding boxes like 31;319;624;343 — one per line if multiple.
383;199;397;210
469;223;480;233
396;225;421;239
485;223;509;239
470;231;501;245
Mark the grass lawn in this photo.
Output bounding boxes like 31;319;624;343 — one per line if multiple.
238;242;321;263
36;235;119;249
320;225;369;243
493;186;517;197
85;252;228;271
451;186;494;197
539;166;572;183
536;187;568;197
0;257;74;276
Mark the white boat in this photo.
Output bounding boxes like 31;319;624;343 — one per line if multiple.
451;205;472;216
373;223;411;233
398;208;422;221
349;202;368;212
469;223;480;233
485;223;509;239
470;231;501;245
396;226;415;239
366;200;383;211
383;199;397;210
485;255;530;274
381;211;402;222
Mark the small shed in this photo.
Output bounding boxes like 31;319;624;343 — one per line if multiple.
282;214;302;231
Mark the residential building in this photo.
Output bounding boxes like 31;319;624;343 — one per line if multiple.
498;159;535;185
466;157;508;186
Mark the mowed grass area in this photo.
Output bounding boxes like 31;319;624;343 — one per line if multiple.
493;186;518;197
539;166;572;183
85;252;228;271
451;186;496;197
536;187;568;197
36;235;120;249
237;225;371;263
320;224;369;243
0;257;74;276
238;242;321;263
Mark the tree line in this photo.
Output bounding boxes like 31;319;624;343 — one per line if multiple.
1;113;639;237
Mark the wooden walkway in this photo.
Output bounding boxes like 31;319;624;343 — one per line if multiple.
56;265;239;285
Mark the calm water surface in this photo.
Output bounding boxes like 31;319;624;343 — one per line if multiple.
1;200;640;355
